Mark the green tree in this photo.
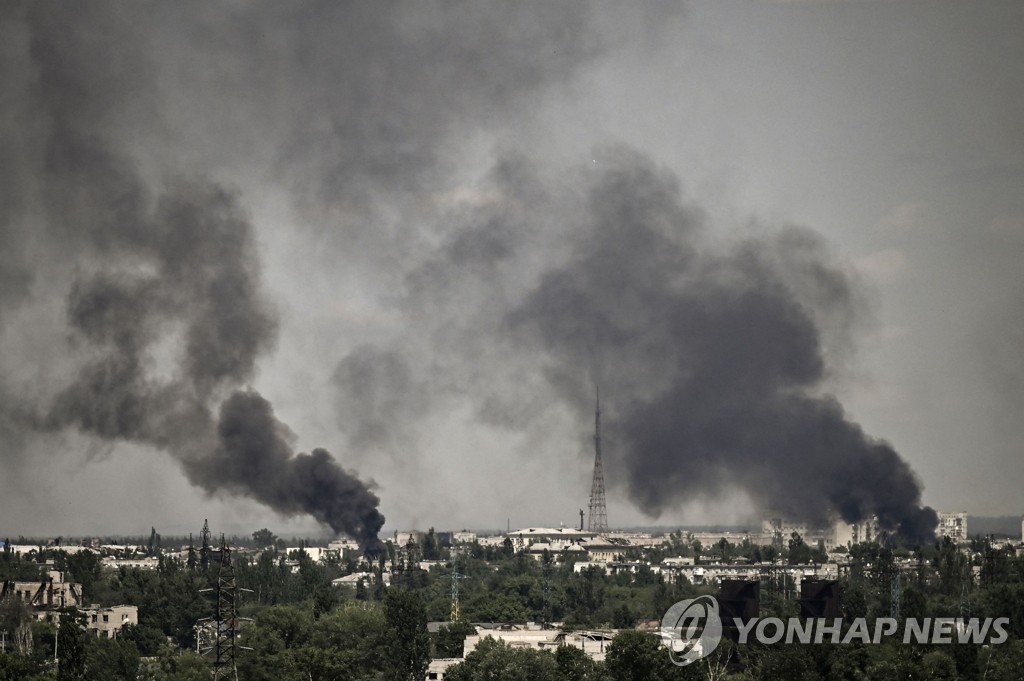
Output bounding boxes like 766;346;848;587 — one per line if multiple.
444;638;562;681
121;623;168;657
920;650;957;680
301;607;388;681
611;603;635;629
56;614;88;681
787;533;812;565
554;644;603;681
147;528;162;557
64;551;103;603
252;529;277;549
147;647;212;681
0;651;35;681
85;635;140;681
435;620;476;658
604;629;676;681
382;589;430;681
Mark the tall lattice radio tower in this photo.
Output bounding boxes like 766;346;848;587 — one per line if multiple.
587;387;609;534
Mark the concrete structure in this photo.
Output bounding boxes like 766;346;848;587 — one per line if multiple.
328;538;360;555
1;570;82;611
463;624;616;662
526;542;587;562
452;532;478;545
394;531;425;547
659;561;839;588
83;605;138;638
331;571;391;589
426;658;461;680
829;517;879;549
762;514;889;550
284;546;337;563
101;556;159;570
763;517;813;541
425;622;619;678
937;512;968;543
507;528;597;553
582;537;626;563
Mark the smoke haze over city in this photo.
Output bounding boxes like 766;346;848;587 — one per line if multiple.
1;2;1022;539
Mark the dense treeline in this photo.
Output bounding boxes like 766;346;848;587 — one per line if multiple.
2;533;1024;679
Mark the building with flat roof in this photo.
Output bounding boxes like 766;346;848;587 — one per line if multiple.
937;512;968;544
83;605;138;638
1;570;82;612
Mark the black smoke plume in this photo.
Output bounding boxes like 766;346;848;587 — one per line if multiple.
2;1;385;550
2;2;939;545
508;151;937;544
201;391;385;554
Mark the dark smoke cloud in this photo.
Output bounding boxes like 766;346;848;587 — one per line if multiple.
506;150;937;544
201;391;384;553
332;146;937;544
2;1;941;544
0;1;385;549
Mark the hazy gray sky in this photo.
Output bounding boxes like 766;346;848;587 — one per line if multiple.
1;1;1021;539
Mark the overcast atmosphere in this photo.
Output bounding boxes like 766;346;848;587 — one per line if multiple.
1;1;1022;539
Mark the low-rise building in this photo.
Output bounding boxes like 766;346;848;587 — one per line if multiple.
506;528;597;553
659;561;839;588
83;605;138;638
101;556;160;570
463;624;616;661
452;531;478;545
1;570;82;611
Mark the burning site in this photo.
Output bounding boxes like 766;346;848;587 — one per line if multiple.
1;2;1022;679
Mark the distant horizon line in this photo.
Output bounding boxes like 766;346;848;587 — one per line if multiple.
3;515;1023;543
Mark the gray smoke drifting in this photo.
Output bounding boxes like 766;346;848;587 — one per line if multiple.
36;155;386;550
333;148;937;544
506;151;937;544
2;2;945;544
0;1;385;549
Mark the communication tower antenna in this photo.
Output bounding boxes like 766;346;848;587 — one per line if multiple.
587;387;609;534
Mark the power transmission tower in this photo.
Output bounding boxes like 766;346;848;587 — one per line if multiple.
199;536;251;681
449;560;469;622
587;387;609;534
